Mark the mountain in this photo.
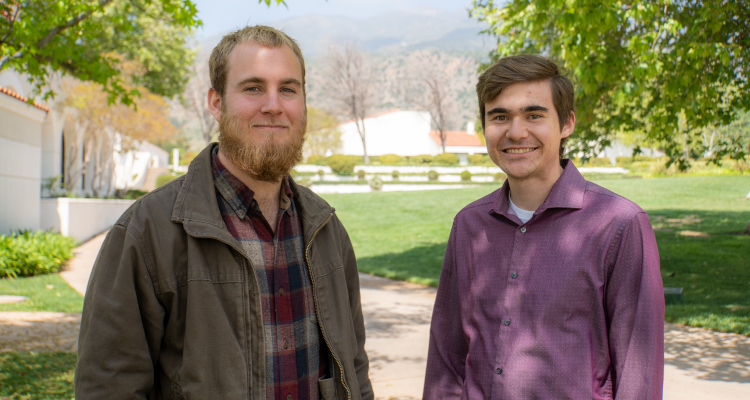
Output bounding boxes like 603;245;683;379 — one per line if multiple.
196;8;494;56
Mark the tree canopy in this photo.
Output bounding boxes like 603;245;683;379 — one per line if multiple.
471;0;749;169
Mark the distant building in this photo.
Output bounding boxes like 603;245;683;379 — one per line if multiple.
338;110;486;164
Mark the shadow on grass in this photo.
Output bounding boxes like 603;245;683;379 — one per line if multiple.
357;243;447;287
0;352;76;398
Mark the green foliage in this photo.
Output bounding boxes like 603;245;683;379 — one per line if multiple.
156;172;183;187
0;231;76;278
306;107;342;156
434;153;460;166
471;0;750;170
123;189;147;200
368;176;384;191
326;155;358;176
356;169;366;180
379;154;406;165
0;0;201;105
467;154;485;165
412;154;435;165
460;170;472;181
306;154;327;165
318;169;326;178
391;170;400;180
0;352;77;398
494;172;507;181
0;273;83;312
428;170;439;181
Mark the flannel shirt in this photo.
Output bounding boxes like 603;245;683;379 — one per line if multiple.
212;147;325;400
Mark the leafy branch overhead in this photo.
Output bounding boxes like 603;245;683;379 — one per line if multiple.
471;0;750;169
0;0;288;105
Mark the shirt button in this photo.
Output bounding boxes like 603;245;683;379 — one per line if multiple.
287;395;293;400
279;288;285;296
283;339;289;349
504;319;511;326
511;272;518;279
496;367;503;375
520;227;527;233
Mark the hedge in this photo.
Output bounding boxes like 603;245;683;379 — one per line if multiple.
434;153;460;166
0;231;77;278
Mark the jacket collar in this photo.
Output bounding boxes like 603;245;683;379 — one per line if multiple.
171;143;333;246
490;159;586;219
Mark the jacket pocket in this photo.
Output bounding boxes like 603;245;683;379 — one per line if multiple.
319;377;337;400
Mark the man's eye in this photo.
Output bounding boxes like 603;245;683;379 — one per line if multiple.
245;87;261;92
281;87;295;93
495;115;508;121
528;114;541;119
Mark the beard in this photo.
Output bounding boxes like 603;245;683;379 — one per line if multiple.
218;105;306;182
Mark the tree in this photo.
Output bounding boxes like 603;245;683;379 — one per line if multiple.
0;0;288;105
471;0;750;170
405;50;475;153
60;79;177;196
304;107;342;157
326;43;374;163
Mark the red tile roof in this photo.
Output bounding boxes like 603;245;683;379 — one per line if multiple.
0;86;49;112
429;130;485;147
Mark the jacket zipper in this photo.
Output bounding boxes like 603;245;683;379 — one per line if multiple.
305;211;352;400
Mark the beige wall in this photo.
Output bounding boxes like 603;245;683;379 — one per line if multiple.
0;96;46;234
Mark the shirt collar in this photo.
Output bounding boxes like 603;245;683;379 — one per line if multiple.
211;146;294;220
490;159;586;218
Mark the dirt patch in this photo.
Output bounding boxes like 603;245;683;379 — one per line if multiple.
0;312;80;353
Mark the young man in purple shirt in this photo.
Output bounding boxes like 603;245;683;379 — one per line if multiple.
423;55;664;399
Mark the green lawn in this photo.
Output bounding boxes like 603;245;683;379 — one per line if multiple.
0;352;76;399
322;175;750;334
0;273;83;313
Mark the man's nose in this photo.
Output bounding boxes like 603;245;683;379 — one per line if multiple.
505;117;528;141
260;90;283;115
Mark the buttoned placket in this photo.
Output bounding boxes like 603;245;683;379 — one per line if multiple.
273;195;294;397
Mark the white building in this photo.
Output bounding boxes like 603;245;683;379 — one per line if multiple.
338;110;487;159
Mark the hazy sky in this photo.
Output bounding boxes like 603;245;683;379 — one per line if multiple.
192;0;475;38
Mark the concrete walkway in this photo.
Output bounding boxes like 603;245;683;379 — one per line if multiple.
36;233;750;399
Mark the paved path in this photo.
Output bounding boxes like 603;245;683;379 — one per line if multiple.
3;232;748;399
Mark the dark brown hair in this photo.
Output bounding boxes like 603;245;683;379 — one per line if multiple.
209;25;306;100
476;54;574;158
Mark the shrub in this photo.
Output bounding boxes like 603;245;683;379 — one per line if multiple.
318;170;326;179
156;172;182;188
391;170;400;180
327;155;357;176
412;154;434;165
434;153;459;166
379;154;405;165
357;169;366;180
428;170;439;181
369;176;384;191
494;172;507;182
123;189;147;200
467;154;485;165
0;230;77;278
460;170;472;181
307;155;327;165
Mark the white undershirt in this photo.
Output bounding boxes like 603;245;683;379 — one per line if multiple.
508;193;535;224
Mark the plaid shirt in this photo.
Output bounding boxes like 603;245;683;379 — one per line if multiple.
212;147;325;400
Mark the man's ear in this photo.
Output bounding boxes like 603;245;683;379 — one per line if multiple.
561;111;576;139
207;88;223;123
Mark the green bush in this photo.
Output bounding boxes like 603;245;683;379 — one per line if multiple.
156;172;182;188
327;155;357;176
0;230;77;278
494;172;508;182
357;170;366;180
460;170;472;181
467;154;485;165
391;170;400;180
379;154;405;165
428;170;439;181
369;176;384;191
306;155;327;165
318;170;326;179
124;189;147;200
412;154;434;165
434;153;460;166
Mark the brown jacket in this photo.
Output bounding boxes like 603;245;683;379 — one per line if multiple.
75;144;373;400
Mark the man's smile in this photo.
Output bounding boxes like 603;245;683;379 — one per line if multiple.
503;147;538;154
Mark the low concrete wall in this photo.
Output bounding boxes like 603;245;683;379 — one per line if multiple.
40;198;135;243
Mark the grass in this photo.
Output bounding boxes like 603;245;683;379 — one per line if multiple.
322;175;750;335
0;273;83;313
0;352;76;399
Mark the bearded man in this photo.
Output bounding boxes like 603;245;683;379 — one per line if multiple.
76;26;373;400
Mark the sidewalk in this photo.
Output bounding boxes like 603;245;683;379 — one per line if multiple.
37;233;747;399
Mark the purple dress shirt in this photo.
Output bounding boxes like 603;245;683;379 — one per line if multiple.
424;160;664;399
